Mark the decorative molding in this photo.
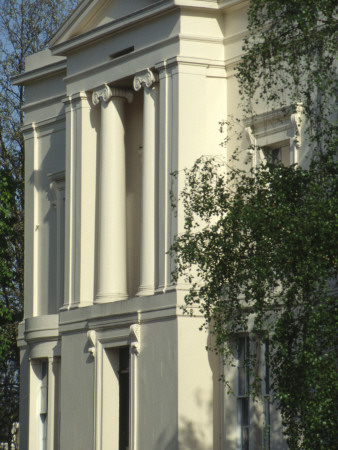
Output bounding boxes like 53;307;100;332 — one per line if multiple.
92;84;112;105
130;324;140;355
222;29;248;45
12;60;66;86
22;115;65;138
244;106;303;152
245;126;258;164
290;103;303;149
245;126;256;147
50;0;174;55
92;84;134;105
87;330;97;357
23;93;66;114
111;87;134;104
179;33;224;45
49;182;58;209
133;69;157;91
48;171;65;210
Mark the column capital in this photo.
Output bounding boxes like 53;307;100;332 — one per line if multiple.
92;84;133;105
133;68;157;91
92;84;112;105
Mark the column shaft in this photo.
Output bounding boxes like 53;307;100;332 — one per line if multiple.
134;70;158;296
94;86;133;302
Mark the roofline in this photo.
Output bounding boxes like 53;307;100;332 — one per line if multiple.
49;0;100;47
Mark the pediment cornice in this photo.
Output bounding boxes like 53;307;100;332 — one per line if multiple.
49;0;236;57
50;0;175;56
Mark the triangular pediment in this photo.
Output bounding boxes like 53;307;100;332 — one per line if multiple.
50;0;162;47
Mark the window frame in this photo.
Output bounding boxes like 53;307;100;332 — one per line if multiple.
222;335;273;450
245;106;304;169
29;354;61;450
88;323;140;450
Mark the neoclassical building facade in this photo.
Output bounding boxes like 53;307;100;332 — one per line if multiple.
15;1;295;448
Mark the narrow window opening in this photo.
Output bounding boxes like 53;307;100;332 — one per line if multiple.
119;347;130;450
237;337;250;450
40;360;48;450
263;341;271;450
102;347;130;450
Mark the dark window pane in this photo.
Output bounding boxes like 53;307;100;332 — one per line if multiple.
119;347;129;450
241;397;249;427
238;367;246;396
264;341;270;395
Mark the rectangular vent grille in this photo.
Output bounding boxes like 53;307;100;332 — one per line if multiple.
109;46;134;60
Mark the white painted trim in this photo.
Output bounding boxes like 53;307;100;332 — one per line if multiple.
32;124;39;317
22;115;66;137
90;323;141;450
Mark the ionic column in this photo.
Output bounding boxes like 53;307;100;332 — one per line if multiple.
92;85;133;302
133;69;158;296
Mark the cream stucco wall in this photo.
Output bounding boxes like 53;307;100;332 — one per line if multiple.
16;1;291;449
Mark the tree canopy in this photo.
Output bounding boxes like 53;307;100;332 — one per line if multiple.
171;1;337;448
0;0;78;446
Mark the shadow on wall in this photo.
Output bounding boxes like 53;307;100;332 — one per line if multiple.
155;387;215;450
155;418;211;450
154;329;220;449
178;417;212;450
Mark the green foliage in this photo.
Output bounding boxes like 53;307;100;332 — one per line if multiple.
0;0;79;446
171;158;337;448
171;1;337;449
238;0;337;160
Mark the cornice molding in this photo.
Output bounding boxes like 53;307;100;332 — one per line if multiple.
63;34;180;86
51;0;175;57
12;60;66;86
22;115;66;137
174;0;219;9
243;107;293;128
218;0;249;11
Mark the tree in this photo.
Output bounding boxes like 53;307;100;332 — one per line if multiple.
170;1;337;449
0;0;78;446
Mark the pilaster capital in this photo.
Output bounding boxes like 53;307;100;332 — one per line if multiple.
133;69;157;92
